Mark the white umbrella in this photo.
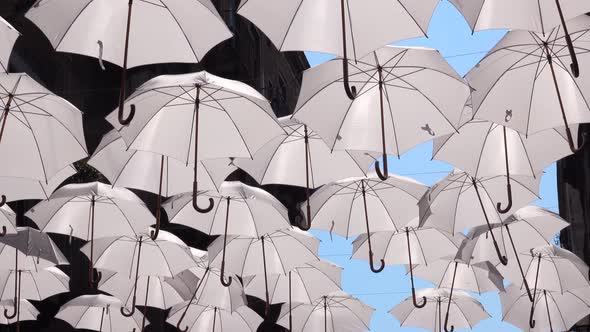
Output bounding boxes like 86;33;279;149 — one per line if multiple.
0;165;76;204
463;206;570;302
450;0;590;78
0;73;88;193
233;117;379;229
26;0;232;126
81;230;197;317
0;267;69;302
276;291;374;332
26;182;154;287
467;15;590;152
390;288;490;332
501;284;590;332
107;71;283;213
352;226;458;308
56;294;145;332
308;172;427;272
0;205;16;236
238;0;438;99
208;228;319;315
0;300;38;329
164;181;291;287
293;46;470;179
411;260;505;294
243;260;342;331
433;120;576;213
419;170;541;264
88;130;237;238
0;17;19;73
168;304;262;332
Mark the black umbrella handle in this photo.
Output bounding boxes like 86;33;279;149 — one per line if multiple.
443;263;457;332
497;126;513;214
300;126;312;231
543;290;554;332
4;249;18;319
472;178;508;265
555;0;580;77
192;85;214;214
150;155;165;241
89;197;102;289
117;0;135;126
340;0;357;100
529;255;542;328
0;195;6;207
0;95;14;144
375;66;389;181
406;228;426;308
505;224;534;302
177;268;208;332
261;236;270;316
0;226;6;237
361;182;385;273
220;198;233;287
121;237;143;317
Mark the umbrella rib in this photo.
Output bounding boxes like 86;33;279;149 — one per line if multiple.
471;122;495;178
159;3;200;62
53;0;95;51
258;132;290;184
524;36;548;136
277;0;305;51
514;133;538;177
108;150;140;188
381;69;402;158
299;300;322;331
367;181;402;232
396;1;427;36
30;271;43;301
205;197;222;236
107;197;145;237
243;199;263;238
337;298;372;329
239;238;254;277
71;305;94;330
546;291;567;329
412;228;430;265
12;101;50;183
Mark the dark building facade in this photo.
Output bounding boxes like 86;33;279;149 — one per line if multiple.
0;0;308;331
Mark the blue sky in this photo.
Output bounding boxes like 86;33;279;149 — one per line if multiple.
305;1;559;331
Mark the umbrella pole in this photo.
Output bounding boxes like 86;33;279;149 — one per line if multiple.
289;271;292;332
0;93;14;144
89;196;102;288
4;249;18;319
443;262;457;332
220;197;232;287
261;236;270;316
177;267;209;332
301;125;312;231
150;156;165;240
471;177;508;265
405;228;426;308
361;181;385;273
340;0;357;100
555;0;580;77
529;254;542;328
324;296;328;332
212;307;217;332
374;67;389;181
15;271;20;332
116;0;136;125
140;276;150;332
192;84;214;213
496;127;513;213
543;42;585;153
543;290;554;332
437;299;442;332
99;307;105;332
121;237;143;317
505;224;534;301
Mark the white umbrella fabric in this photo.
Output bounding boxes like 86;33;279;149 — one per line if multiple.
81;230;197;317
168;304;262;332
233;116;379;229
238;0;438;99
501;284;590;332
0;73;88;199
352;226;458;308
276;291;374;332
307;172;427;272
0;267;69;302
433;120;576;213
26;0;232;126
294;46;470;179
56;294;145;332
208;228;319;314
26;182;154;287
390;288;490;332
107;71;284;213
0;17;19;73
88;130;237;238
0;300;38;328
0;165;76;204
466;15;590;152
450;0;590;78
419;170;541;265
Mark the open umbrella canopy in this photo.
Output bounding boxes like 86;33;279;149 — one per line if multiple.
26;182;154;241
167;304;263;332
501;284;590;332
0;267;69;301
0;17;19;73
0;165;76;203
89;130;236;196
0;300;38;325
0;227;68;267
55;294;145;332
0;73;88;184
276;291;374;332
390;288;490;332
25;0;232;69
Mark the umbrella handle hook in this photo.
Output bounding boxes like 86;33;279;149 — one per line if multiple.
118;104;135;126
496;183;512;214
368;251;385;273
220;198;232;287
406;228;426;308
191;85;213;214
3;302;16;319
89;270;102;289
472;178;508;265
443;314;454;332
411;288;427;309
0;226;6;237
150;156;165;241
529;303;536;328
300;127;312;231
566;128;586;154
121;237;142;317
374;160;389;181
220;260;233;287
340;0;357;100
555;0;580;78
4;270;20;320
192;184;214;213
0;195;5;207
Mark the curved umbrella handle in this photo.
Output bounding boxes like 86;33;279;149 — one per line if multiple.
150;200;162;241
566;128;586;154
0;195;6;207
496;183;513;214
118;104;135;126
121;237;142;317
3;300;16;319
340;0;357;100
301;128;312;231
492;239;509;266
177;320;189;332
555;0;580;78
120;301;136;317
374;160;389;181
89;270;102;289
368;251;385;273
219;260;233;287
192;182;214;213
0;226;6;237
529;303;536;328
472;178;508;265
411;287;427;309
443;314;454;332
406;228;426;308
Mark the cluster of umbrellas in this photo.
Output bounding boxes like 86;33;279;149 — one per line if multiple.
0;0;589;331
